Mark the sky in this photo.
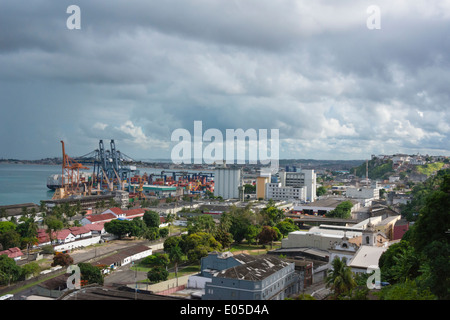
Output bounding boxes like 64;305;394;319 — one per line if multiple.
1;0;450;161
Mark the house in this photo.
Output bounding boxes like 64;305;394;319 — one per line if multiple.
0;247;24;261
348;245;388;274
36;227;101;253
84;222;106;235
123;208;145;220
91;244;152;273
80;212;117;225
195;252;299;300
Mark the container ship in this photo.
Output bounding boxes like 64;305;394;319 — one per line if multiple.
46;172;93;190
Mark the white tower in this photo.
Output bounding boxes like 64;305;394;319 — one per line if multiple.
363;219;377;246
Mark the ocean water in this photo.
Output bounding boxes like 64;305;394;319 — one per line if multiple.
0;163;61;206
0;163;213;206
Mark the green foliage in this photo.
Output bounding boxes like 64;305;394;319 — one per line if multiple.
316;186;328;197
20;262;40;279
147;266;169;283
378;279;436;300
0;229;21;250
326;257;356;299
326;201;353;219
354;159;394;180
180;232;222;262
78;262;104;285
159;227;169;238
400;168;450;221
276;219;300;237
0;254;22;285
0;221;16;234
141;253;170;268
104;219;133;239
144;227;160;241
382;170;450;299
41;244;55;255
410;173;450;251
261;206;284;226
143;210;160;229
187;215;216;234
415;162;445;176
164;236;181;253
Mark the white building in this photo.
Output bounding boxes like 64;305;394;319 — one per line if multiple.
214;165;242;199
279;170;317;202
265;182;307;202
346;186;381;200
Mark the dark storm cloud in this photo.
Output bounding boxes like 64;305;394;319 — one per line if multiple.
0;0;449;160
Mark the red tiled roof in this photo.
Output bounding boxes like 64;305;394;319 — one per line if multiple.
84;222;105;231
55;229;72;240
124;208;145;217
68;226;90;236
0;247;24;258
86;213;117;223
107;207;124;216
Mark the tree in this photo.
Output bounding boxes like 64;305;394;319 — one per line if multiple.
169;245;184;287
245;225;261;245
0;230;21;251
261;206;284;226
326;201;354;219
181;232;221;262
144;227;160;241
379;279;436;300
410;173;450;252
147;266;169;283
104;219;133;239
51;253;73;267
130;218;147;239
164;236;181;253
44;215;64;244
159;227;169;238
257;226;277;247
143;210;160;229
276;219;300;238
187;214;216;234
326;257;356;299
21;262;40;280
316;186;327;197
165;213;175;235
141;253;170;268
78;262;104;285
0;254;22;286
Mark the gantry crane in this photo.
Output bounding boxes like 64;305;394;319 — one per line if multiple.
52;140;89;199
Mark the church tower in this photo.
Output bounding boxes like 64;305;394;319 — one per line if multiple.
363;219;377;246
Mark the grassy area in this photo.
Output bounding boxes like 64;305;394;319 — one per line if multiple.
229;242;281;254
136;264;201;283
416;162;445;176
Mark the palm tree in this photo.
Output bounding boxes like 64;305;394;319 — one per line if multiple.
169;246;183;287
326;257;356;299
165;213;175;235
